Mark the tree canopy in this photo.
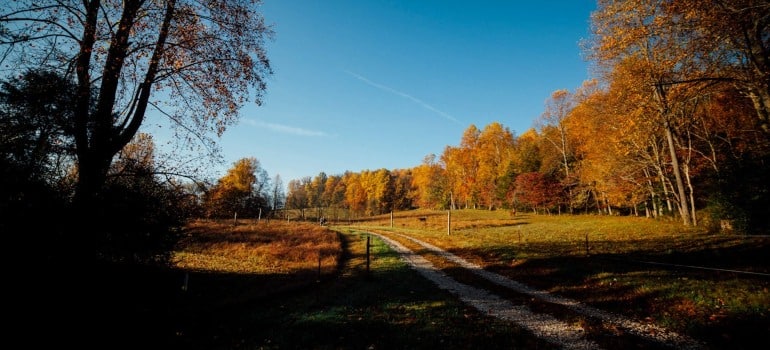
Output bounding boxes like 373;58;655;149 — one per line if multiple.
0;0;272;209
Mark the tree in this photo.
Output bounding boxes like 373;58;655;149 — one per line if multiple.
666;1;770;136
476;122;516;210
270;174;285;211
0;0;272;213
322;174;346;222
514;129;543;174
538;90;575;179
204;157;268;218
308;172;328;218
391;169;414;211
1;69;78;257
286;177;311;219
590;0;701;225
411;154;447;209
514;172;562;214
442;124;481;209
102;132;189;262
0;70;77;186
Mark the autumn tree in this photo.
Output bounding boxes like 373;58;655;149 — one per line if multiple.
286;177;311;220
411;154;448;209
442;125;481;209
0;0;272;215
307;172;328;218
322;174;346;222
514;172;562;214
538;90;575;179
474;122;516;210
590;0;706;225
204;157;270;218
665;1;770;136
514;129;543;174
538;89;581;212
391;169;414;211
343;172;366;214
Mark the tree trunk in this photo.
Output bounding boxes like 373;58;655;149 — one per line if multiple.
644;168;659;218
684;163;698;227
664;120;692;226
651;140;673;214
594;189;601;215
72;0;176;209
747;88;770;136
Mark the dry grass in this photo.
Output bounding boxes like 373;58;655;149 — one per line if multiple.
348;209;770;349
174;219;341;275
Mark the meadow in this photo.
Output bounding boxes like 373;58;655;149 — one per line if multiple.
100;211;769;349
352;209;770;349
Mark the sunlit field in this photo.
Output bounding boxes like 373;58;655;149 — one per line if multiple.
95;211;769;349
175;219;341;276
346;209;770;348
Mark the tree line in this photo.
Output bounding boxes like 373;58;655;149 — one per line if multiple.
1;0;273;264
2;0;769;268
285;1;770;233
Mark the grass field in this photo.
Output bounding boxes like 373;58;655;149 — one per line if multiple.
94;211;769;349
353;209;770;349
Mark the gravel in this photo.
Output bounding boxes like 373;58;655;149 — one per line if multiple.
368;231;706;350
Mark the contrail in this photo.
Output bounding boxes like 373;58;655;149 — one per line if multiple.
344;70;463;125
242;118;329;137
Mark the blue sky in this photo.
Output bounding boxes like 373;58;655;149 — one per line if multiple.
173;1;597;185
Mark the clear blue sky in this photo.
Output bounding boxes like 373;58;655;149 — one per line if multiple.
176;1;597;185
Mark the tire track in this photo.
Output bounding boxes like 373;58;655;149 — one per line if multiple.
387;231;705;350
369;232;601;350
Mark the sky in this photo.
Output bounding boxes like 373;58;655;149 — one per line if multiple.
160;0;598;185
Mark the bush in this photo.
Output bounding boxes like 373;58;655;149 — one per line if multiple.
699;196;749;234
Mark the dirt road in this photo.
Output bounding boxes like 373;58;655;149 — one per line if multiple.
368;231;705;350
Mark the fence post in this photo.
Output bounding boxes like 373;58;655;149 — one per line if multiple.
447;210;451;236
181;272;189;292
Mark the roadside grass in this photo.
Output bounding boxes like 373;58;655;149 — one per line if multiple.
97;218;554;349
175;219;340;276
96;220;343;349
351;209;770;349
203;228;554;350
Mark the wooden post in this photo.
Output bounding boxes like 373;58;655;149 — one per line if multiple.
233;212;237;225
390;211;393;228
258;207;262;222
181;272;189;292
446;210;450;235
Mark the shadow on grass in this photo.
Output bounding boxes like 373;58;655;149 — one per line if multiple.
448;237;770;350
92;232;555;350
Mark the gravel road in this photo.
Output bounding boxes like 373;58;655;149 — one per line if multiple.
367;231;705;350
